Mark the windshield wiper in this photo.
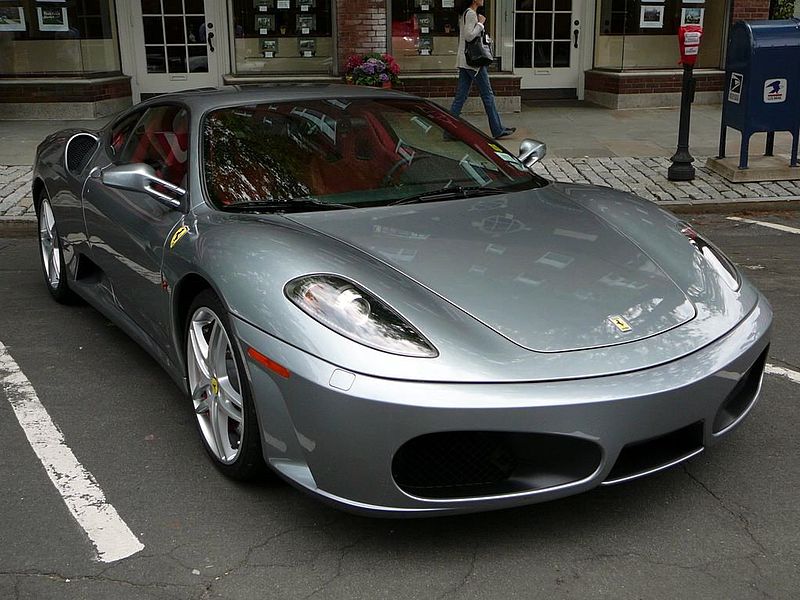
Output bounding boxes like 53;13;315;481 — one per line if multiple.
223;197;355;213
389;185;505;206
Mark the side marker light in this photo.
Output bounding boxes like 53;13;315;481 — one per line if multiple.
247;347;290;379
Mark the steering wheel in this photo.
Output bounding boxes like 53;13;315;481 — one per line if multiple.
381;153;437;187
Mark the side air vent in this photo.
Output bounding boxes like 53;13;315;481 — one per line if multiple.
65;133;99;175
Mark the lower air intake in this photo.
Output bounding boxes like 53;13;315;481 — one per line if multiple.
392;431;601;500
604;421;704;485
713;346;768;434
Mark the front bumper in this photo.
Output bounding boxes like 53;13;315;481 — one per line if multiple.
231;296;772;516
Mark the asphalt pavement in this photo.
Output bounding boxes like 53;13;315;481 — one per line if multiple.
1;211;799;599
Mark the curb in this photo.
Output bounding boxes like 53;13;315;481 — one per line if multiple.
2;197;800;237
663;196;800;214
0;216;36;237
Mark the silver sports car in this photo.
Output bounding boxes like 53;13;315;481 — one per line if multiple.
33;86;771;516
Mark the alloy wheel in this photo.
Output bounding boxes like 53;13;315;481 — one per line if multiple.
38;199;60;289
187;307;244;464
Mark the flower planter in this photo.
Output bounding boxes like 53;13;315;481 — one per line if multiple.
343;53;400;89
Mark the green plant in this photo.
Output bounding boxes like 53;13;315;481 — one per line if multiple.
770;0;795;19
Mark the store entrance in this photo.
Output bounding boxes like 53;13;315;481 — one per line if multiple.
126;0;223;100
512;0;585;94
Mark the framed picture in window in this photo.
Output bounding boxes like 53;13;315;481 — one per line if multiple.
299;38;316;57
418;35;433;56
261;38;278;57
0;7;26;32
296;14;315;34
681;7;704;26
416;14;434;34
639;5;664;29
256;14;275;34
37;6;69;32
253;0;275;10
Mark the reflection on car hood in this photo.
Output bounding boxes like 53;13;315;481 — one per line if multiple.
287;187;697;353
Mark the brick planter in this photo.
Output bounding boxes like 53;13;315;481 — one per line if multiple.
0;76;132;120
584;69;725;109
394;74;521;113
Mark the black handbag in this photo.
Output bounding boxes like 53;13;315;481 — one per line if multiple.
463;16;493;68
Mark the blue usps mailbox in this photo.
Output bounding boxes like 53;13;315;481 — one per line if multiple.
718;19;800;169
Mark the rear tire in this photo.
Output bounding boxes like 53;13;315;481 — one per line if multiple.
185;289;265;480
37;195;78;304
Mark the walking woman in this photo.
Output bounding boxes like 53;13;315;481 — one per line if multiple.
451;0;515;139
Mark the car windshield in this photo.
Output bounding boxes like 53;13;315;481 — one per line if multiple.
202;98;547;211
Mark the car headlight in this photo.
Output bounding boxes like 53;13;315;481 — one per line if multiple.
679;223;741;291
284;275;438;358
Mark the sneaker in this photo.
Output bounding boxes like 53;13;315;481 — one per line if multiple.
494;127;516;140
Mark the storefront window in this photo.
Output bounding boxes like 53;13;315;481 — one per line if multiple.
0;0;121;76
391;1;496;73
229;0;334;75
594;0;725;70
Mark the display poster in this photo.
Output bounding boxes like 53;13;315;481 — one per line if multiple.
680;7;704;26
297;14;315;34
299;38;316;57
639;4;664;29
256;14;275;34
261;38;278;57
37;6;69;32
0;7;26;32
418;36;433;55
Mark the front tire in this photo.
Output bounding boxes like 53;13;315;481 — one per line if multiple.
185;290;265;480
37;195;77;304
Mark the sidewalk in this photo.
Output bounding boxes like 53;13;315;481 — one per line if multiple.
2;103;799;230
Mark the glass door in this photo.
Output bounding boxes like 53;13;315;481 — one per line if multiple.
513;0;583;90
132;0;220;98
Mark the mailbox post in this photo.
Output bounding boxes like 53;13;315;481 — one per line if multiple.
668;25;704;181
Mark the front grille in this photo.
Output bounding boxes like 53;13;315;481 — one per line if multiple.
604;421;704;484
393;431;602;499
713;346;768;433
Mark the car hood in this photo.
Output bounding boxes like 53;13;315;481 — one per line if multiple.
286;186;697;353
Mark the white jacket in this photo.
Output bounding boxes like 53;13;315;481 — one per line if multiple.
456;8;485;71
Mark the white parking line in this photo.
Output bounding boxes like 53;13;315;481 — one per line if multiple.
0;340;144;563
727;216;800;235
766;363;800;385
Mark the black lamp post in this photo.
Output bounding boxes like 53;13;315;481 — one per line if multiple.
668;64;697;181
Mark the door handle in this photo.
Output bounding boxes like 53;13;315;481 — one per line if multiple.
208;31;215;52
573;28;579;49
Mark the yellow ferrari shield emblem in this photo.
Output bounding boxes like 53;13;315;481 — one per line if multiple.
170;225;189;249
609;315;632;332
210;378;219;395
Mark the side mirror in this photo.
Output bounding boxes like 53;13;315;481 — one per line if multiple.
95;163;185;209
518;139;547;169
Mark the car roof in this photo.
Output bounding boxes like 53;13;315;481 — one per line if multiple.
140;84;416;113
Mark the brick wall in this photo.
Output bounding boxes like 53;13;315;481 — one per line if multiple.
0;77;131;103
336;0;387;73
396;76;521;98
731;0;771;21
584;71;725;95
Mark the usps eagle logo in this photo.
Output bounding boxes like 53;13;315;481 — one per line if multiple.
764;79;787;103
